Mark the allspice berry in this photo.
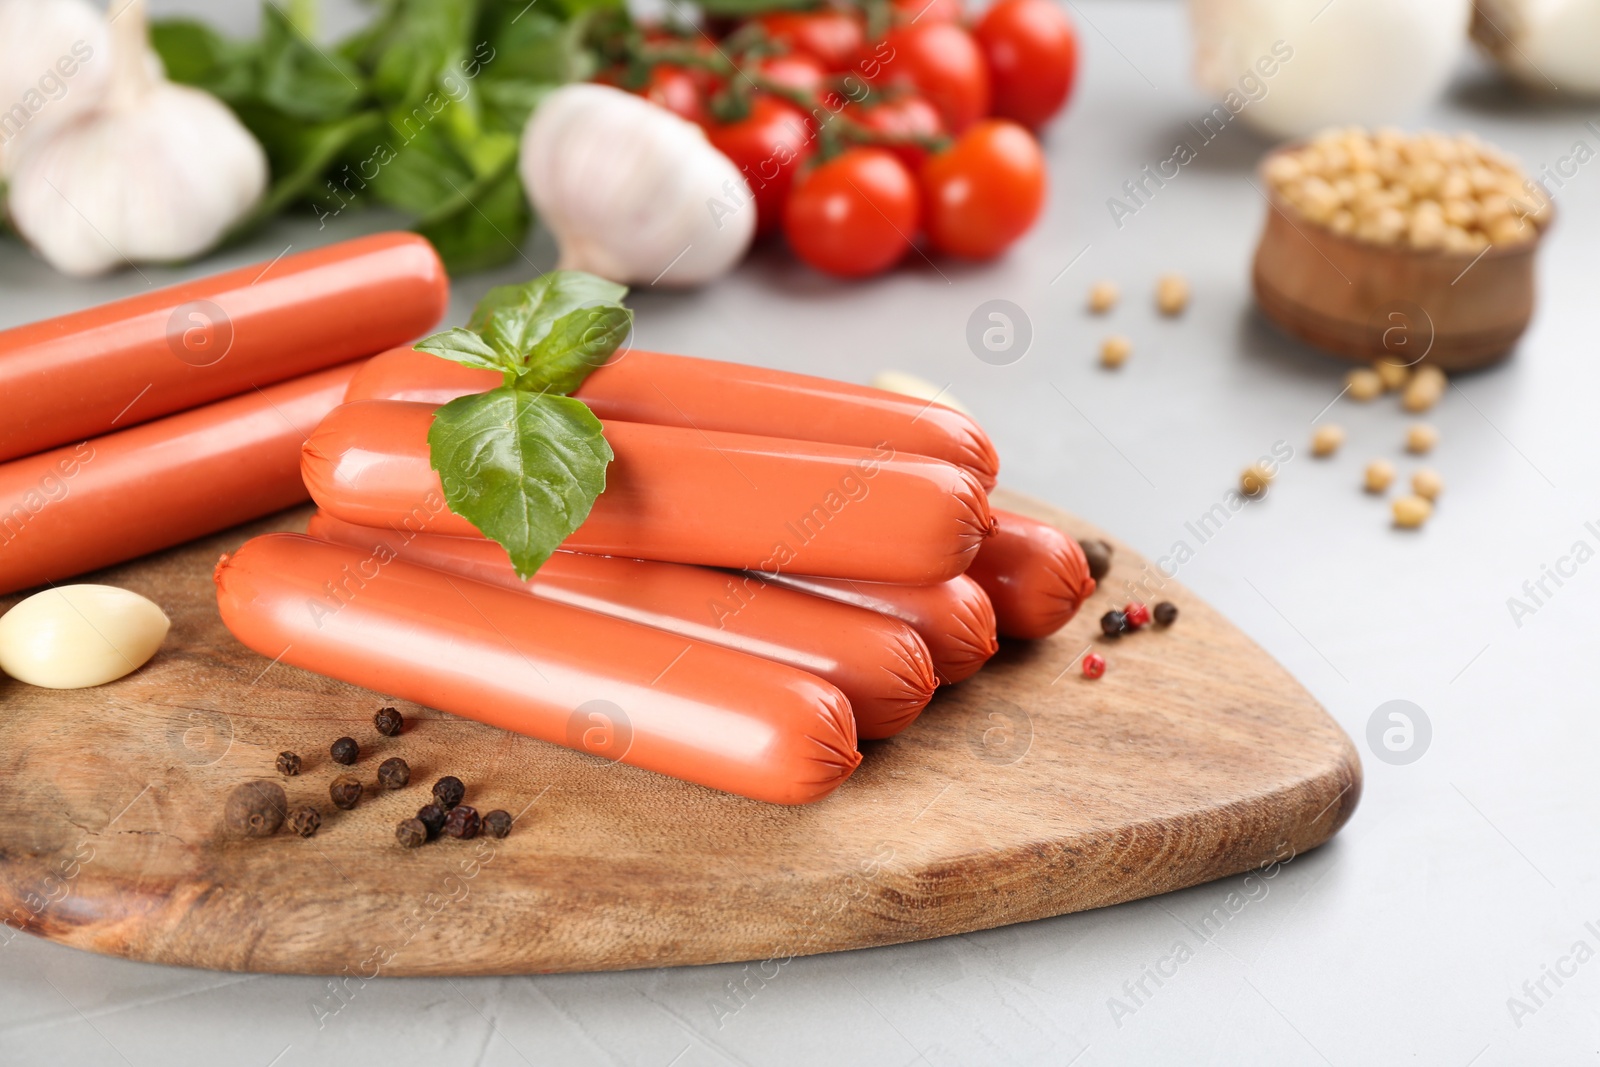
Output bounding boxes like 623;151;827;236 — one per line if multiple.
329;774;363;810
416;803;446;840
432;775;466;810
275;751;301;777
374;706;404;737
330;736;359;765
396;818;428;849
1079;538;1113;582
288;806;321;838
1099;610;1127;637
443;805;481;840
224;781;286;838
482;810;513;839
378;757;410;790
1153;601;1179;627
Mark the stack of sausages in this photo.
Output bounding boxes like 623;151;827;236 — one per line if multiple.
217;347;1097;805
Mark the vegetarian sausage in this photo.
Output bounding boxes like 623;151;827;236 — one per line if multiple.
214;533;862;804
965;508;1095;639
344;345;1000;489
765;573;998;685
0;232;447;463
0;363;361;595
305;511;938;739
302;400;994;585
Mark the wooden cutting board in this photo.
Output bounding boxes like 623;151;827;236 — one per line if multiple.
0;491;1359;976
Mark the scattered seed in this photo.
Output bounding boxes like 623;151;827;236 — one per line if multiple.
1123;602;1151;629
396;818;428;849
1082;653;1106;679
1374;360;1411;391
1393;495;1433;528
416;803;446;840
1403;364;1446;412
1406;423;1439;453
1100;610;1127;637
1153;601;1179;626
443;805;481;840
275;751;301;777
329;774;363;811
378;757;410;790
1364;459;1396;493
224;781;286;838
1240;462;1274;496
330;736;358;765
1155;274;1190;315
1412;467;1443;501
288;806;321;838
1088;280;1119;313
432;775;466;810
482;810;513;839
1079;538;1112;582
1346;368;1383;402
1100;335;1132;368
1311;424;1345;458
374;706;404;737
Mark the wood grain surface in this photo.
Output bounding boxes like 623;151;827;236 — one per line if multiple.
0;490;1360;976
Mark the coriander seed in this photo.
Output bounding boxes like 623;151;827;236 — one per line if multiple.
374;706;404;737
330;736;358;765
224;781;286;838
482;810;513;839
416;803;446;840
443;805;480;840
377;757;410;790
288;806;321;838
330;774;363;810
396;818;428;849
275;751;301;777
432;775;466;810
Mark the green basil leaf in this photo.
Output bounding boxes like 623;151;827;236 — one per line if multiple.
230;108;384;228
429;388;613;578
515;305;633;394
358;0;476;109
469;274;629;367
413;327;511;374
412;163;532;275
150;19;258;102
259;4;366;121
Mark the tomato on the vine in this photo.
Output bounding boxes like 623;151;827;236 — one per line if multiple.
784;148;920;277
707;95;816;237
753;11;867;72
758;52;830;97
891;0;963;24
919;119;1045;259
869;23;991;135
596;64;710;126
850;94;944;172
973;0;1079;128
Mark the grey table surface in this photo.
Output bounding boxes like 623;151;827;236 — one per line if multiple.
4;1;1599;1064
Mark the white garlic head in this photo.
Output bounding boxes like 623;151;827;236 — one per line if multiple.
0;584;170;689
5;0;267;277
0;0;110;175
1474;0;1600;95
1189;0;1472;139
520;82;756;288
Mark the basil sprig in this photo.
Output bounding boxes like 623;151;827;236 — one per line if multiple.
414;272;631;578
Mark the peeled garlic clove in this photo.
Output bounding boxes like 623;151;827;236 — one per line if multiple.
0;584;169;689
0;0;110;176
869;371;973;416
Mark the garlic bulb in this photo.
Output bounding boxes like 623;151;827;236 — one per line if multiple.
520;83;756;287
1473;0;1600;95
0;584;169;689
1189;0;1472;140
0;0;110;175
7;0;267;277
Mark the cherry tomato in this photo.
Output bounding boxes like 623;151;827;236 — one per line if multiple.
869;23;991;134
850;94;944;172
892;0;963;23
784;148;920;278
974;0;1079;128
759;52;829;97
920;119;1045;259
754;11;866;72
596;64;710;126
707;96;816;237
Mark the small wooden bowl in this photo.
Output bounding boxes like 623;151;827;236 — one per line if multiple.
1252;153;1549;372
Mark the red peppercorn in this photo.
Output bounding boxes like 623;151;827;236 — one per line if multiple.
1082;652;1106;679
1123;602;1151;629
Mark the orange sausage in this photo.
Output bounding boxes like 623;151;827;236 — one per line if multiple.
344;345;1000;489
302;400;993;585
0;233;447;463
0;363;360;595
765;573;998;685
966;508;1095;640
215;534;861;804
305;511;937;739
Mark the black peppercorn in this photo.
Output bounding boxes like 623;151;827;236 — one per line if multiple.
330;736;359;765
378;757;410;790
374;706;404;737
275;751;301;777
443;804;480;839
224;781;286;837
482;810;512;839
329;774;363;810
1080;538;1113;582
288;806;321;838
396;818;428;848
1099;609;1127;637
416;803;446;839
1154;601;1179;627
432;775;465;810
